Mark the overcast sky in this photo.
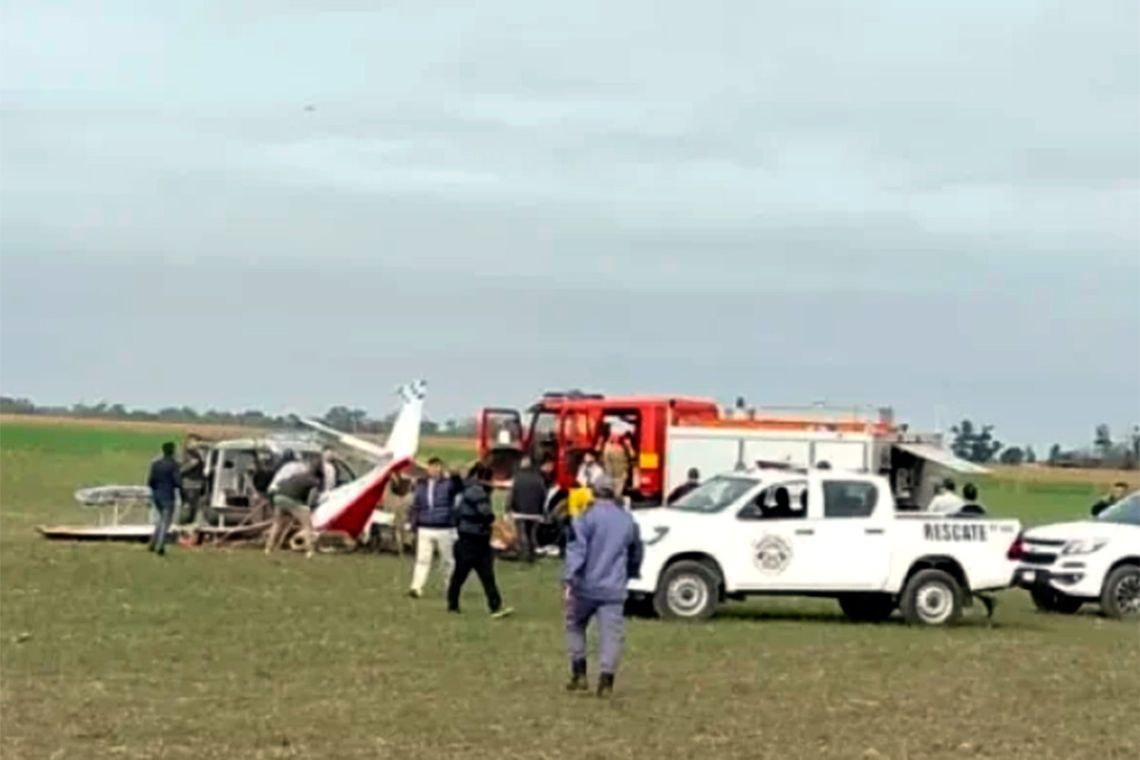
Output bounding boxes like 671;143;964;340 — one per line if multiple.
1;0;1138;448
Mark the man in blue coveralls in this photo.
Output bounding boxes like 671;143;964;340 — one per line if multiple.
562;473;643;697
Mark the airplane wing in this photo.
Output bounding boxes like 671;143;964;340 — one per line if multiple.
296;379;426;464
295;416;389;461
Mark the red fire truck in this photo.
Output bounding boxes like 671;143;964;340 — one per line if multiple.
477;390;986;509
479;391;720;501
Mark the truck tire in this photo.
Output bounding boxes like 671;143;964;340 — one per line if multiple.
1100;564;1140;620
900;569;963;626
1030;588;1083;615
654;560;719;621
838;593;896;623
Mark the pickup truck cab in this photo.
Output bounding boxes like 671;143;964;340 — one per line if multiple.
628;467;1021;625
1011;490;1140;619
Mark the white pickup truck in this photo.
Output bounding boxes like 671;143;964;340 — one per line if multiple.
1011;490;1140;619
628;467;1021;625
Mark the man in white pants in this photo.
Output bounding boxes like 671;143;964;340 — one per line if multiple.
408;457;459;598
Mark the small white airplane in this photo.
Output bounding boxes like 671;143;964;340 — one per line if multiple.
39;381;427;545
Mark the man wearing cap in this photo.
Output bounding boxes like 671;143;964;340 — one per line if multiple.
562;473;643;697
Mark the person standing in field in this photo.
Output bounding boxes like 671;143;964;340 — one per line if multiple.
385;470;414;556
249;449;276;523
178;434;207;524
507;456;548;563
957;483;988;515
602;431;633;497
265;458;321;558
447;463;514;617
407;457;458;598
562;474;643;697
147;441;183;556
928;478;965;514
667;468;701;503
319;446;338;495
1091;482;1129;517
576;451;604;488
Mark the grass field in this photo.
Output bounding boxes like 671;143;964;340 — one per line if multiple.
1;420;1138;759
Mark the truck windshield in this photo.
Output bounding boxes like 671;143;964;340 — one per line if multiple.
1095;493;1139;525
670;476;756;514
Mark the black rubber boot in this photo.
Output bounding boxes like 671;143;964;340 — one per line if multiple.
596;673;614;698
566;659;588;692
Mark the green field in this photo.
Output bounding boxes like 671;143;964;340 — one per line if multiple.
1;421;1137;759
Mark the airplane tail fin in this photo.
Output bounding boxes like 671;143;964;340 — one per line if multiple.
383;379;426;461
309;380;426;537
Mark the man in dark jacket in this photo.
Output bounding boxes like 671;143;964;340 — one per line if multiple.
1091;482;1129;517
956;483;988;516
408;457;459;598
667;468;701;503
147;442;182;555
507;456;549;563
447;464;514;617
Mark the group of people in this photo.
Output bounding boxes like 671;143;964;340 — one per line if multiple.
145;437;341;557
927;477;1134;519
402;455;643;696
927;477;987;516
147;436;648;695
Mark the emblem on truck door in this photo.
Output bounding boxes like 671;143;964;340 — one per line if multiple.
752;535;793;574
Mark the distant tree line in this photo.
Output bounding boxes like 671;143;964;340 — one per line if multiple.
4;395;1137;466
951;418;1140;470
0;396;478;438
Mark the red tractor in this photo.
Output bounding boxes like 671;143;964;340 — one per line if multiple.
477;390;721;503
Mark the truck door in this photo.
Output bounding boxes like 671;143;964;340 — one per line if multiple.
804;477;892;591
205;448;224;508
731;479;820;590
478;408;524;483
559;409;596;482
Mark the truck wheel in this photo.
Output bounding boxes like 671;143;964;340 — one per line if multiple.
838;593;896;623
900;569;963;626
653;560;718;621
1030;588;1083;615
1100;565;1140;620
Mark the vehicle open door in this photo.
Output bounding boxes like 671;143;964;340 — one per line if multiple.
558;407;597;485
478;407;525;486
890;442;990;510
